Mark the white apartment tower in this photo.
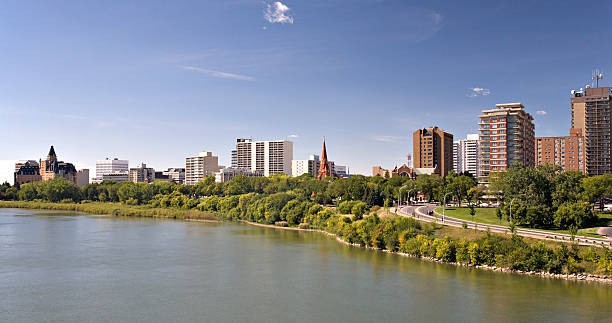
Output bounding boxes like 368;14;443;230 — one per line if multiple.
185;152;221;185
235;139;293;176
453;134;480;177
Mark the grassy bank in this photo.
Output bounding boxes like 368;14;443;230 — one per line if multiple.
435;207;611;238
0;200;217;221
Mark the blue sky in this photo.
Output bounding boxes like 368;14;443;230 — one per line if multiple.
1;0;611;183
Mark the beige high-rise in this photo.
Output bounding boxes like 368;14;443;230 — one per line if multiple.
413;127;454;177
571;86;612;175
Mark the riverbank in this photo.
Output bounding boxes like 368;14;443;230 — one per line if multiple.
0;200;218;221
240;219;612;284
2;200;611;284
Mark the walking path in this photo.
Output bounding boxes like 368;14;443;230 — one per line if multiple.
395;204;612;248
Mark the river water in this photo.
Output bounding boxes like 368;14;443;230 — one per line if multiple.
1;208;610;322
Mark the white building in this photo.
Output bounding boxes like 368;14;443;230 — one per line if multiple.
94;158;128;183
453;134;480;177
335;165;348;178
215;168;262;183
96;158;128;178
235;139;293;176
292;154;338;177
185;152;221;185
101;173;129;182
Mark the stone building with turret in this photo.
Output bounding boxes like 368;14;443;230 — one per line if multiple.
39;146;78;185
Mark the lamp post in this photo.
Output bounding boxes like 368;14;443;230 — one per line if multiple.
443;192;453;223
407;189;414;205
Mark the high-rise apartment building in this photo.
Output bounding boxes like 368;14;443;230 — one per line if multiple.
413;127;454;176
535;128;585;173
570;86;611;175
235;139;293;176
185;152;221;185
453;134;480;177
478;103;535;183
129;163;155;183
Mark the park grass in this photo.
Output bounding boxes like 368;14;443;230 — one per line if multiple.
435;207;606;238
0;200;218;221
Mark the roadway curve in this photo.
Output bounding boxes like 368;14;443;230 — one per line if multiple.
396;204;612;248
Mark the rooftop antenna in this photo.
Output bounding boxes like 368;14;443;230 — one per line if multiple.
592;69;604;88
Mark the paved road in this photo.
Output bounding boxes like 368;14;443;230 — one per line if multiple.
395;204;612;248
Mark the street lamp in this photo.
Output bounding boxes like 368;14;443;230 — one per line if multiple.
407;189;414;205
443;192;453;222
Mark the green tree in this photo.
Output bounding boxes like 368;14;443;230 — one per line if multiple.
554;201;596;229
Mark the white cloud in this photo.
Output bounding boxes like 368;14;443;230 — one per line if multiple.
372;135;404;143
468;87;491;97
264;1;294;24
288;134;299;138
536;110;547;115
180;65;255;81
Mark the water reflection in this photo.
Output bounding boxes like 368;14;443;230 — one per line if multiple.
0;209;610;323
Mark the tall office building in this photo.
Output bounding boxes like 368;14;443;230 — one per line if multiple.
453;134;480;177
478;103;535;183
413;127;454;177
129;163;155;183
231;150;237;168
535;128;585;173
185;152;221;185
235;139;293;176
570;86;611;175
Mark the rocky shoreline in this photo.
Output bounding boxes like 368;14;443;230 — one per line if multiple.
241;220;612;284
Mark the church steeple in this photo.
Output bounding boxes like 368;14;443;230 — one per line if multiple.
317;138;331;180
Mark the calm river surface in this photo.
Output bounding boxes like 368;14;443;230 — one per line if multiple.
1;208;611;322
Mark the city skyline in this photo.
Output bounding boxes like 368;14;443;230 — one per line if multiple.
1;0;611;183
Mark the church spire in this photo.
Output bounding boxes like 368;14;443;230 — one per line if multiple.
317;138;331;180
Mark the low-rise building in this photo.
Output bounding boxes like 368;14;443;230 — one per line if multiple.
162;168;185;184
101;172;129;182
14;160;41;187
215;168;262;183
535;128;585;173
129;163;155;183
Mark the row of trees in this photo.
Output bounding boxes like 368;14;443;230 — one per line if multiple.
489;165;611;229
1;164;610;232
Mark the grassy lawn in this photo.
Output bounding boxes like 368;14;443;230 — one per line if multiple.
435;207;608;238
436;207;509;226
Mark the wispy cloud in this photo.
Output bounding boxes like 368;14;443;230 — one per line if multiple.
468;87;491;97
288;134;299;138
264;1;294;24
536;110;547;115
372;135;404;143
180;65;255;81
